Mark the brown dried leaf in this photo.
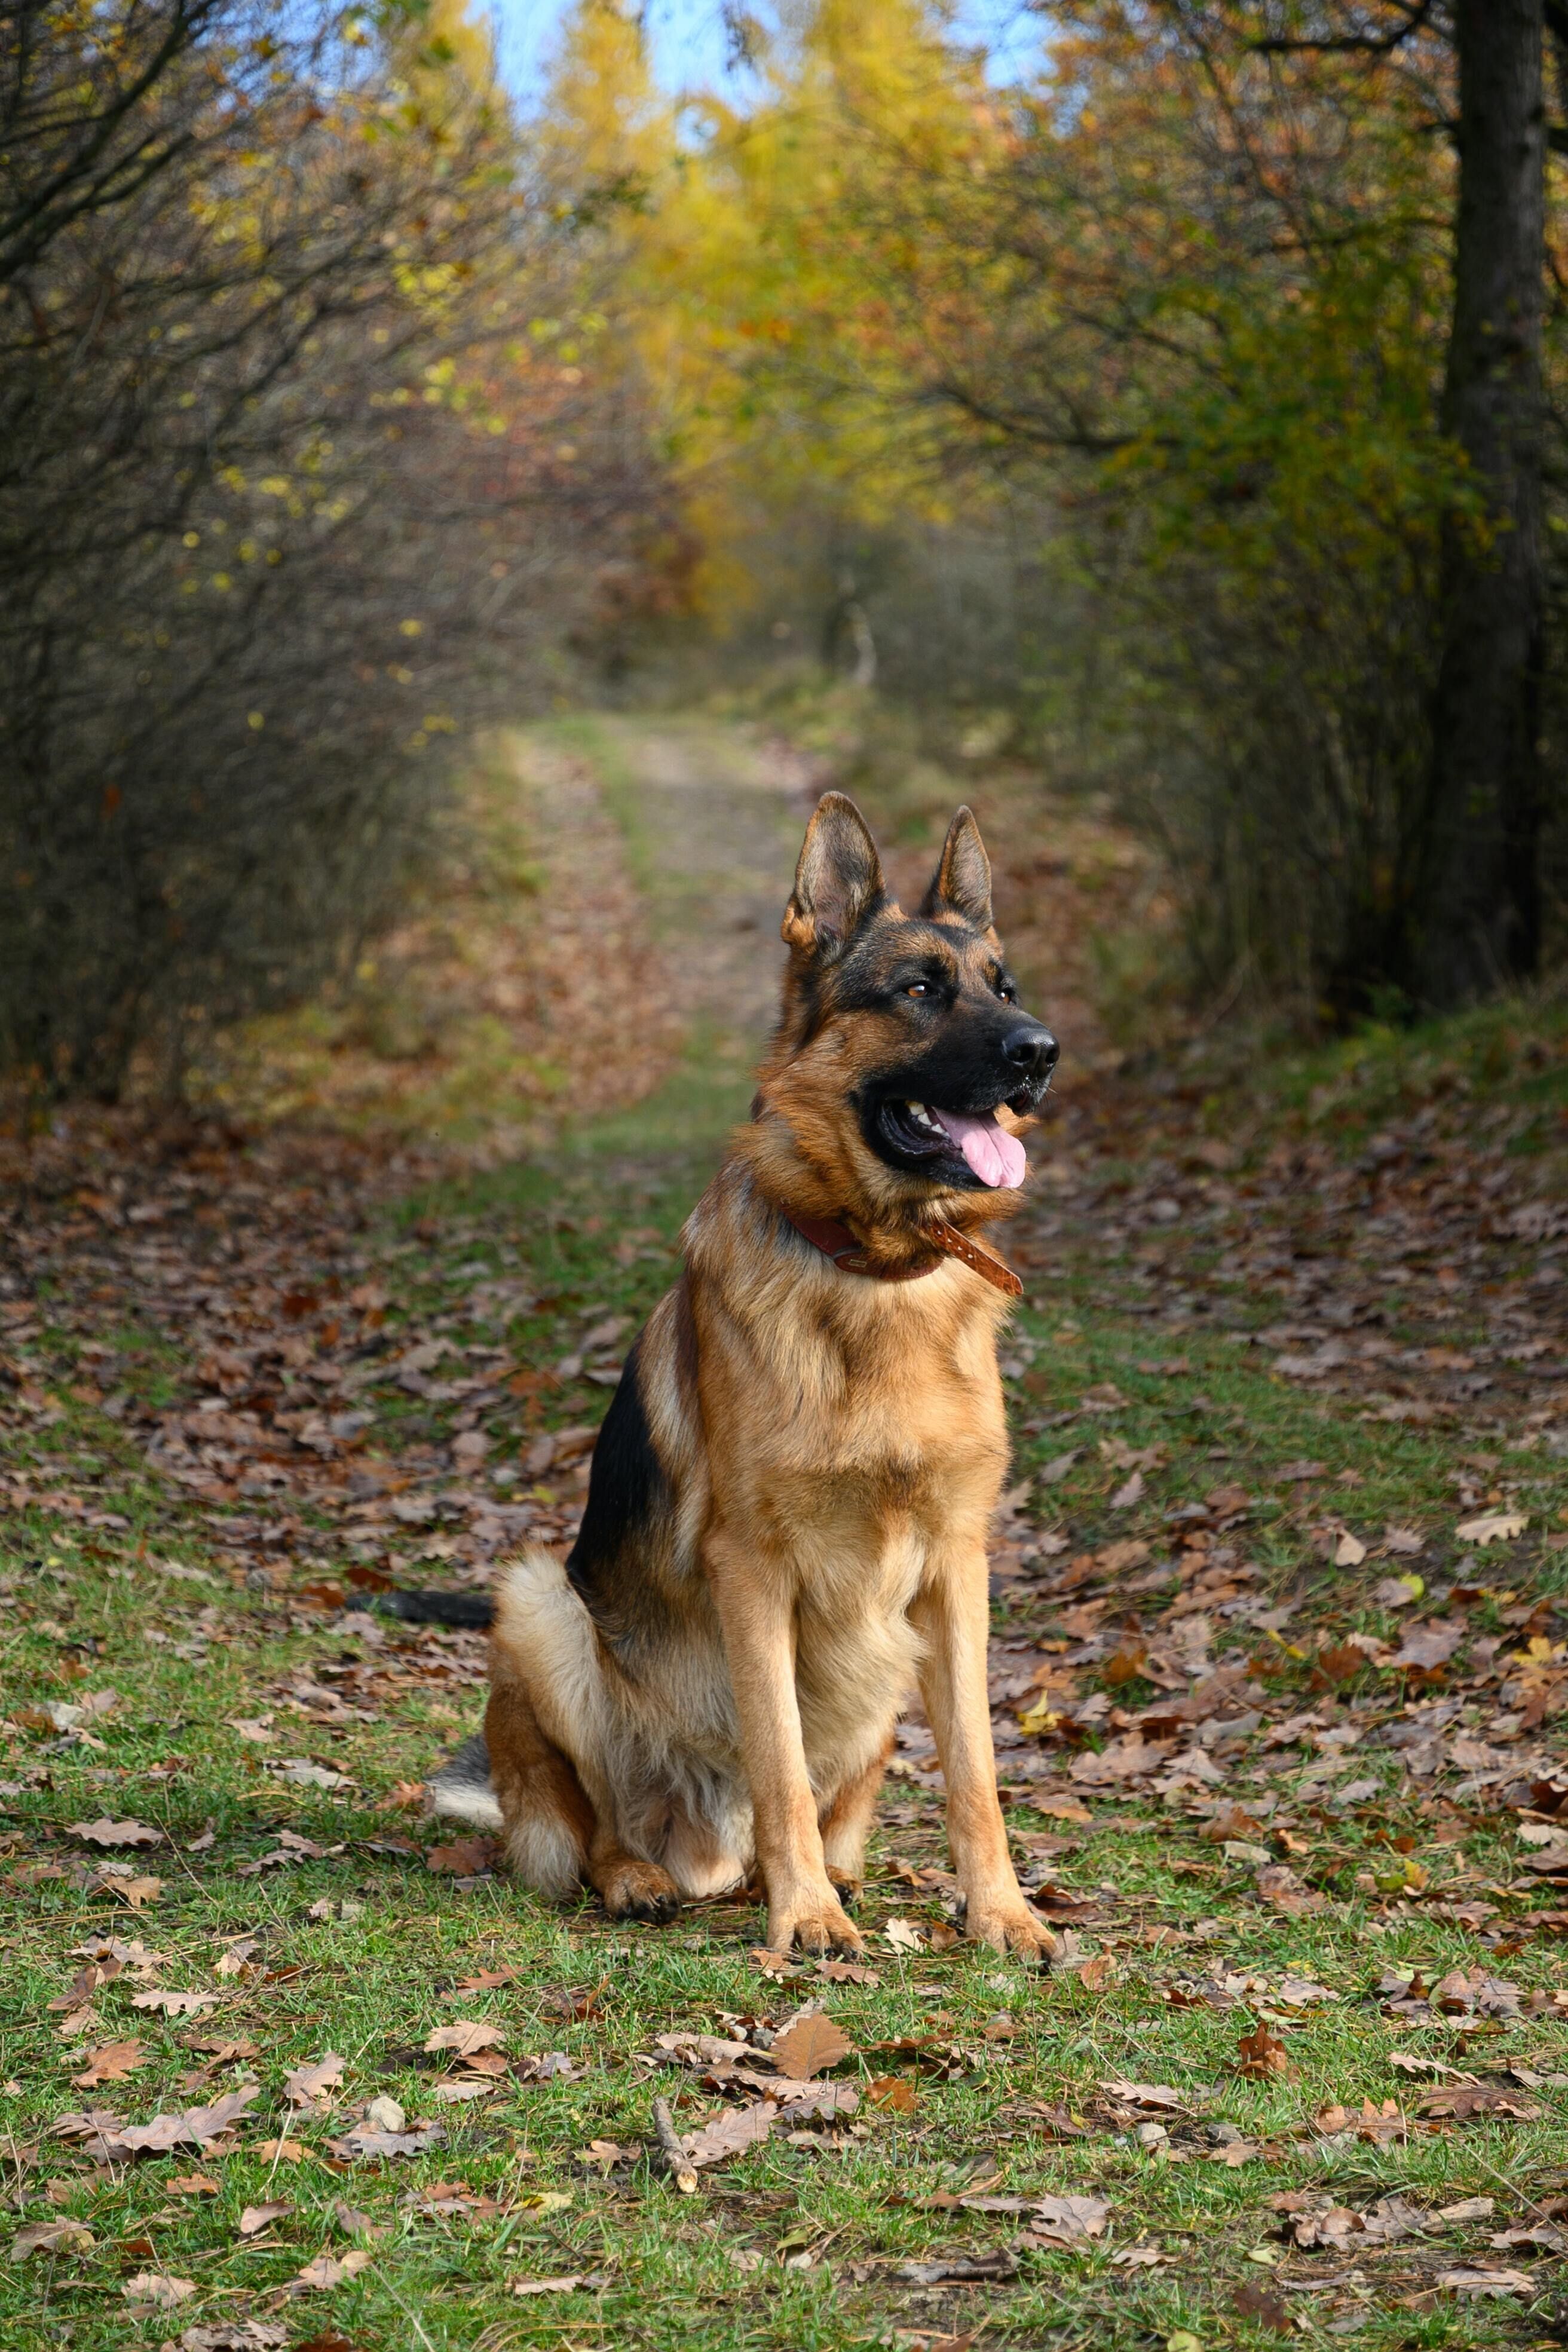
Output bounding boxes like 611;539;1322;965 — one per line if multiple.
238;2201;293;2237
130;1987;218;2016
283;2054;345;2109
423;2020;506;2056
71;2039;146;2088
425;1837;497;1877
294;2250;373;2289
122;2271;197;2307
682;2100;777;2169
13;2220;94;2259
868;2076;918;2113
1024;2192;1111;2246
768;2016;852;2079
1235;2023;1296;2081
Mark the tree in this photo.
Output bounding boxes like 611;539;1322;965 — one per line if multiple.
0;0;676;1098
1421;0;1546;1002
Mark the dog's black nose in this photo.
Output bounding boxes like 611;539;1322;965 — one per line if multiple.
1003;1022;1059;1076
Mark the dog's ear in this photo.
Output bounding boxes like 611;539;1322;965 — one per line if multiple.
782;792;884;960
921;806;993;931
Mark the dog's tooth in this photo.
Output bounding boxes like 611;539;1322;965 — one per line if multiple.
908;1101;926;1116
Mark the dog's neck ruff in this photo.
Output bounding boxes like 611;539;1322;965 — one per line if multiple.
784;1208;1023;1298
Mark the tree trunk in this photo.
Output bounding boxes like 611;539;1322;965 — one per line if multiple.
1419;0;1546;1007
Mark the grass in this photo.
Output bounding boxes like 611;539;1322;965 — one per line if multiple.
2;721;1567;2352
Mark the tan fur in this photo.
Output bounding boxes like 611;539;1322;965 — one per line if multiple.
463;797;1058;1963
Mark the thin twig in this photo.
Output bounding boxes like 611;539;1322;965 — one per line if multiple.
650;2097;697;2194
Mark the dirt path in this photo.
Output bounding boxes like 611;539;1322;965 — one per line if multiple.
565;713;811;1051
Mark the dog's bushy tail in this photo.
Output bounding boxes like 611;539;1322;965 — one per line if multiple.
427;1730;503;1830
376;1588;494;1630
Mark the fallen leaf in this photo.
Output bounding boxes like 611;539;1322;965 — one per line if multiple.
329;2122;444;2161
883;1916;925;1952
423;2020;506;2056
1023;2192;1110;2246
817;1959;881;1986
1417;2084;1539;2121
512;2274;605;2296
1456;1514;1526;1546
1232;2280;1291;2333
1255;1863;1324;1916
332;2200;385;2235
13;2220;94;2258
1236;2023;1296;2081
682;2100;777;2169
132;1987;219;2016
239;2201;293;2237
768;2016;852;2078
868;2076;918;2113
53;2084;258;2160
1333;1530;1367;1568
71;2039;145;2087
425;1838;497;1878
1436;2267;1533;2296
107;1874;163;1909
1283;2195;1426;2249
1103;2080;1187;2112
273;1760;352;1791
170;2173;220;2196
294;2250;372;2289
284;2054;345;2111
122;2271;197;2307
68;1818;160;1848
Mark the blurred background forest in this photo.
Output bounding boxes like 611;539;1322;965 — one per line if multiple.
1;0;1562;1109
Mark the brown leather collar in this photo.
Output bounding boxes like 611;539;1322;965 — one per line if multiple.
785;1209;1023;1298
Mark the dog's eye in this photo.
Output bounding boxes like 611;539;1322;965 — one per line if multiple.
904;981;932;999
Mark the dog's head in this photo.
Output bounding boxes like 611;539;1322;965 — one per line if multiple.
753;792;1058;1228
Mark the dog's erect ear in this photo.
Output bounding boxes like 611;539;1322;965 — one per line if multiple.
782;792;885;960
921;806;993;931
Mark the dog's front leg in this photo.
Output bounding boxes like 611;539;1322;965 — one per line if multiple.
706;1531;864;1956
912;1548;1057;1967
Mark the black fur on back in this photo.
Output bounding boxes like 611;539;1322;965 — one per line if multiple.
379;1334;667;1640
564;1334;668;1628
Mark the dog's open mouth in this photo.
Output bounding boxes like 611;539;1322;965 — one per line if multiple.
875;1099;1026;1189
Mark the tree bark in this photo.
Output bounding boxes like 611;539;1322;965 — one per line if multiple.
1419;0;1546;1006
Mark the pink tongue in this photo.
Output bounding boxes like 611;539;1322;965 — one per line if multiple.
932;1108;1027;1190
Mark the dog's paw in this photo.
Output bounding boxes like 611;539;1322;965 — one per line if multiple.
826;1872;862;1913
964;1900;1058;1969
599;1859;680;1925
768;1893;865;1957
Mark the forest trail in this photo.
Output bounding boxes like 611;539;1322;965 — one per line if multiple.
2;714;1567;2352
559;713;808;1051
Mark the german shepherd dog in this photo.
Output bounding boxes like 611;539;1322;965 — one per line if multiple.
423;794;1061;1961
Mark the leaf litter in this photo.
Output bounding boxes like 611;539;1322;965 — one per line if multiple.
2;767;1567;2345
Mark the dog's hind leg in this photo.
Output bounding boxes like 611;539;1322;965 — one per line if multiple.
817;1734;893;1907
484;1679;595;1900
485;1683;679;1921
